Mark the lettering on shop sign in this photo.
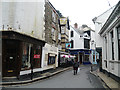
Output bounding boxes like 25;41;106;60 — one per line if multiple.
34;55;40;59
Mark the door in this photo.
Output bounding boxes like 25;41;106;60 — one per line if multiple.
79;54;83;64
2;40;20;77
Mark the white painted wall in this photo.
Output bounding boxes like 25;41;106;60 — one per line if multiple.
41;43;58;71
93;6;115;48
99;5;120;77
69;26;84;49
1;0;45;41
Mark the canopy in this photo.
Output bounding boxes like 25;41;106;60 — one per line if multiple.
60;55;75;58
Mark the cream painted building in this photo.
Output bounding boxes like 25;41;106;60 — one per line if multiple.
99;1;120;82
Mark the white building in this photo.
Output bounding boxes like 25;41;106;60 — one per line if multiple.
1;0;45;40
1;0;54;78
69;25;84;49
92;5;115;66
69;24;92;64
99;1;120;82
92;5;115;55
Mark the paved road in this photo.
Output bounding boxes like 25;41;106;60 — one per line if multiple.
5;65;106;89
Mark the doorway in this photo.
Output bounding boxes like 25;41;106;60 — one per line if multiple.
2;40;20;77
79;53;83;64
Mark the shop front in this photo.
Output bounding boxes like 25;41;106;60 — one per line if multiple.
2;31;45;77
42;43;58;71
69;49;91;65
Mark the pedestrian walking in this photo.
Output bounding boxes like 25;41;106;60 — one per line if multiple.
73;57;79;75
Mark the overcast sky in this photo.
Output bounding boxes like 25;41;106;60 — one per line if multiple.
49;0;119;29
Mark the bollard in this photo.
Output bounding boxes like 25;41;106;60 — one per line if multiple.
91;65;93;72
31;69;33;80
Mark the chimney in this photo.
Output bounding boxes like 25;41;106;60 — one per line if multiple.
74;23;78;29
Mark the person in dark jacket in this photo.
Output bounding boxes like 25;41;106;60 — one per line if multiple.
73;57;79;75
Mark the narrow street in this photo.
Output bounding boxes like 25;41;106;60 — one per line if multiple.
6;65;106;89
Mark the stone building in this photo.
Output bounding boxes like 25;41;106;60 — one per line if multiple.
41;0;61;71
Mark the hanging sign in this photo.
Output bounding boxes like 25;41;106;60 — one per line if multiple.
34;55;40;59
66;43;71;48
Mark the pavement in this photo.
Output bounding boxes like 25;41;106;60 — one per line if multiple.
4;64;105;88
90;69;120;90
0;66;73;87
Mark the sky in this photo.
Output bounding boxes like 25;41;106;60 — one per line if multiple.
49;0;119;29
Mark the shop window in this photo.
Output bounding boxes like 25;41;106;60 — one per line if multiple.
48;53;56;65
21;43;31;70
84;55;89;62
33;46;42;68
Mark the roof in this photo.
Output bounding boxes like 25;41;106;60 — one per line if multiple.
70;25;82;35
46;0;61;17
92;5;116;24
99;1;120;35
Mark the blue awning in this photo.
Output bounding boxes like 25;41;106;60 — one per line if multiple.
69;49;91;55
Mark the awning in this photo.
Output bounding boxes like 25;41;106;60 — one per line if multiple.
60;55;75;58
69;49;91;55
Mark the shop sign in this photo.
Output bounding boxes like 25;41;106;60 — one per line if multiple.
60;17;67;25
34;54;40;59
66;43;71;48
8;70;13;72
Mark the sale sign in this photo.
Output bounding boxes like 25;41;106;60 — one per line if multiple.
34;55;40;59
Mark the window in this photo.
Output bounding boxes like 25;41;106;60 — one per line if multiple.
51;28;56;40
71;31;74;37
71;40;74;48
111;31;114;60
21;43;31;70
105;36;107;60
84;39;90;49
61;27;65;34
52;10;56;22
105;60;107;68
84;55;89;62
33;46;42;68
118;26;120;60
48;53;56;65
58;33;61;40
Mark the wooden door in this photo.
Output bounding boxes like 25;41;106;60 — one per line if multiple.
2;40;20;77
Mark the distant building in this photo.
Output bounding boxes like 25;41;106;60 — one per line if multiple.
69;23;92;64
59;17;70;52
99;1;120;82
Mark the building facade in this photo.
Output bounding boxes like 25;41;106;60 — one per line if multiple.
1;0;46;77
41;0;61;71
99;1;120;82
60;17;70;52
69;24;91;64
92;5;115;68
